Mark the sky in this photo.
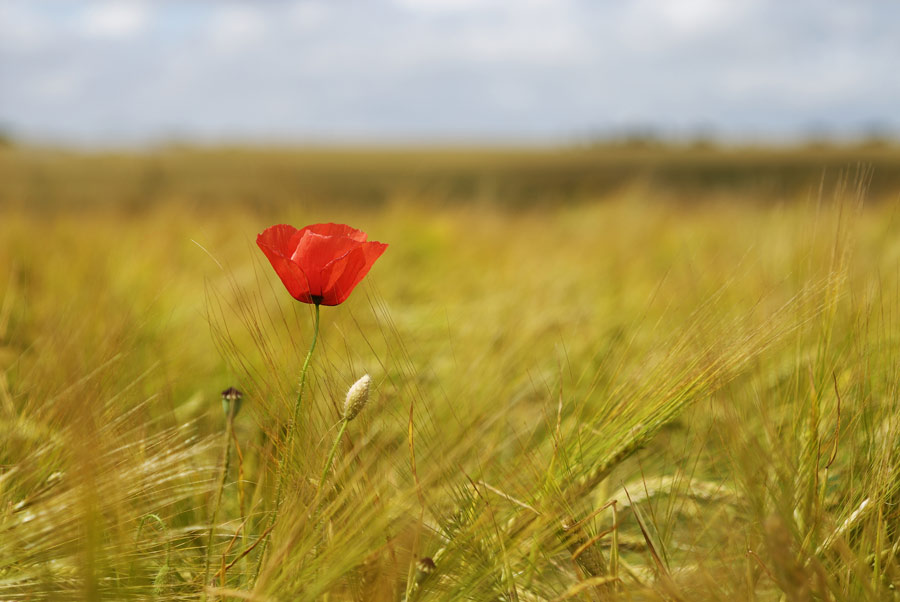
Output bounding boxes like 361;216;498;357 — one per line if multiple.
1;0;899;146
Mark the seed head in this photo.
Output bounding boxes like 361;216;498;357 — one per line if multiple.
342;374;371;421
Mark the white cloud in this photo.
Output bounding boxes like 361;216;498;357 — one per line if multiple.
31;70;87;101
454;3;587;64
617;0;754;55
79;1;150;39
0;4;50;52
288;1;330;31
391;0;499;13
208;5;268;51
654;0;749;36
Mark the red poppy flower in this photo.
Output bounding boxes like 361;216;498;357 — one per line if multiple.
257;223;388;306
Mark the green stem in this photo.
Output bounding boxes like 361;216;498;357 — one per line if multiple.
315;419;349;508
252;303;320;585
203;408;235;600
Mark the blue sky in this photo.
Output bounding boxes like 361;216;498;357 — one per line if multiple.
1;0;898;145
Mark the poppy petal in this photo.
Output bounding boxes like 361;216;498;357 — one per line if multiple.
302;223;367;242
290;232;361;298
257;239;312;301
257;224;300;257
316;248;366;305
321;241;388;305
360;240;389;270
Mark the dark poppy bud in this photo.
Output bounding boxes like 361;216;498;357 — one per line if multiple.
221;387;243;418
414;557;435;585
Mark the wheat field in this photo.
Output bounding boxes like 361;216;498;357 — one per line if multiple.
1;145;900;600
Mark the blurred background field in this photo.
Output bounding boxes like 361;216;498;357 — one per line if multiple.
2;144;900;599
4;143;900;212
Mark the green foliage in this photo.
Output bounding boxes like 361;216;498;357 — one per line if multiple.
0;148;898;600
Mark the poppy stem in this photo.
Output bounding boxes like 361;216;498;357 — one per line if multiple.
252;302;320;586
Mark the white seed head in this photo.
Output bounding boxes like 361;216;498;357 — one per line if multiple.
343;374;371;421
